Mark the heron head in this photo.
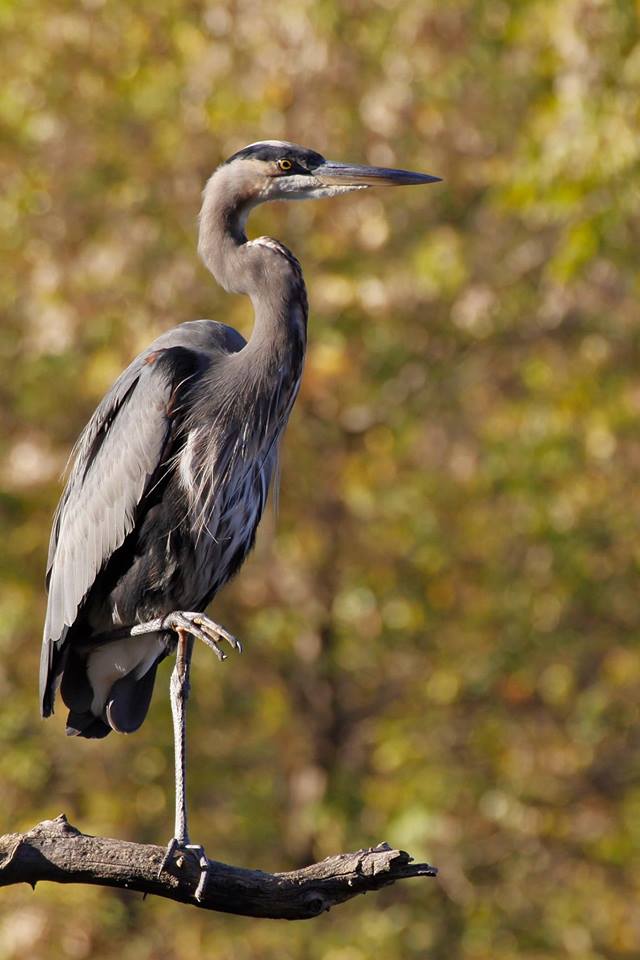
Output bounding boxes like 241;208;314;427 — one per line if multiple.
217;140;441;207
201;141;440;290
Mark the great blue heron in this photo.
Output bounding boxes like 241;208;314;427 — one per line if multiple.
40;140;440;899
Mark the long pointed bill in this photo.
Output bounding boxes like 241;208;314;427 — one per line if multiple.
311;160;441;187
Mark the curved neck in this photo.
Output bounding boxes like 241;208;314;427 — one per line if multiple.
198;169;252;294
197;168;308;367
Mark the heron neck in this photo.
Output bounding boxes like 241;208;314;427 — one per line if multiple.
197;177;253;295
198;178;308;366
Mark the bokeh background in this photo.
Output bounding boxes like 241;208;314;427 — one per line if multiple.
2;0;640;957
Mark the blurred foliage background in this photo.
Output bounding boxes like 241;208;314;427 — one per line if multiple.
1;0;640;957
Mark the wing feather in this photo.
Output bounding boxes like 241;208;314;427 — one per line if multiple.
40;351;187;711
40;320;247;716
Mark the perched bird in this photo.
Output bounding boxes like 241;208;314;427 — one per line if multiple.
40;140;440;898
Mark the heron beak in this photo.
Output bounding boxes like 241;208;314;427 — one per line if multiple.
311;160;441;187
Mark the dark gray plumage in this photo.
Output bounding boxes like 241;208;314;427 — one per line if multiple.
42;320;253;735
40;139;440;898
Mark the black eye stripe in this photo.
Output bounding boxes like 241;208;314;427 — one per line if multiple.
223;143;324;169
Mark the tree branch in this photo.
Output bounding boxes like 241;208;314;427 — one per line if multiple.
0;815;437;919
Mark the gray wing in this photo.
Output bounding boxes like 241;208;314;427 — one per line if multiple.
40;320;246;714
45;360;172;629
41;356;176;701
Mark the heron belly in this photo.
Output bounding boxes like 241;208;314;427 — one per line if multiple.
181;476;268;609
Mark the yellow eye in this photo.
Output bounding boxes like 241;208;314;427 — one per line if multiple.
277;158;293;172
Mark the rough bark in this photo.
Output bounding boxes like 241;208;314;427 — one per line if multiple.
0;815;437;919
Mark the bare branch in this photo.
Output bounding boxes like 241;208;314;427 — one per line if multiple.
0;815;437;919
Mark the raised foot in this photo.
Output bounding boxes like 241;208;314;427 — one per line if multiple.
158;837;211;902
162;611;242;660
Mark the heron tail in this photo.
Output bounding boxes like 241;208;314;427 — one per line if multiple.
61;640;164;738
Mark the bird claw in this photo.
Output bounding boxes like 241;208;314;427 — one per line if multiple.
158;838;211;902
162;611;242;660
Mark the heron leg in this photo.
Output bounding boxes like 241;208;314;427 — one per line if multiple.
157;630;211;902
171;629;193;844
130;610;242;658
131;612;240;901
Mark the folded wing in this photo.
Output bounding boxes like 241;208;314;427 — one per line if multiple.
40;346;199;715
